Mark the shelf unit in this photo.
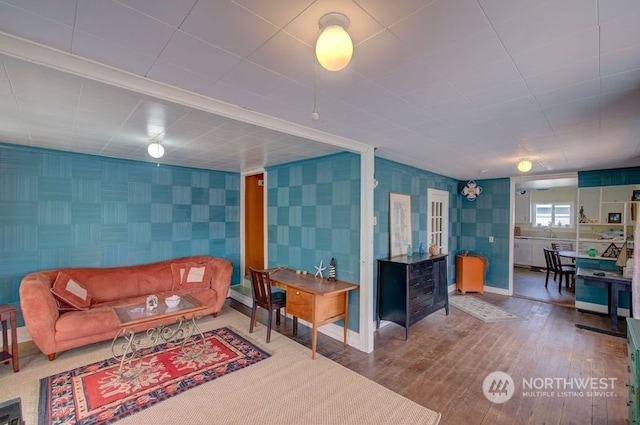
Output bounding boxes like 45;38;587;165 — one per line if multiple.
576;185;639;260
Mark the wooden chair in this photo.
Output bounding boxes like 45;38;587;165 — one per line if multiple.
249;267;288;343
551;242;576;268
547;249;575;293
542;248;557;288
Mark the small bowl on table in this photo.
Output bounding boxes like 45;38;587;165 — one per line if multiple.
165;295;181;309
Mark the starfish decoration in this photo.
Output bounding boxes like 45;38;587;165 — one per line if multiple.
314;260;326;278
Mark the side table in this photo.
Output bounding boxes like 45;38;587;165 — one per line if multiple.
0;304;19;372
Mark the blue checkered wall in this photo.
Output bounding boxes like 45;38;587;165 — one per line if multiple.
0;143;240;325
266;152;361;331
373;158;461;315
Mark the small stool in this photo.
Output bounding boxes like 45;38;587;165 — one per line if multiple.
0;304;19;372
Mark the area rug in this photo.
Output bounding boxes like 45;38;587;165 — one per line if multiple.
449;295;523;322
4;307;440;425
38;327;270;425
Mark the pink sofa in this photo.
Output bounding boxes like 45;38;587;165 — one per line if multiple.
19;255;233;360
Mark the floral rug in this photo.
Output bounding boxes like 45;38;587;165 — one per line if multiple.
449;295;524;322
38;327;270;425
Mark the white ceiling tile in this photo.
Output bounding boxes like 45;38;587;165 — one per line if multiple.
492;0;597;53
403;81;461;110
116;0;197;27
425;99;489;126
448;58;522;95
232;0;315;27
598;0;640;24
477;0;549;25
349;31;416;80
534;79;601;107
391;0;490;58
600;11;640;55
600;43;640;76
510;27;598;77
146;60;217;94
1;0;77;26
482;95;540;119
72;30;157;76
158;31;242;80
466;80;531;107
524;58;599;94
425;28;510;78
76;1;175;57
0;3;73;51
247;31;312;80
181;0;279;57
351;0;427;27
371;59;443;95
218;60;290;97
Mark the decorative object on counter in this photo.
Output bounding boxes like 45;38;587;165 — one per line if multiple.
164;294;181;308
389;192;412;257
328;257;337;281
587;248;599;257
514;226;521;236
406;244;412;257
579;205;586;223
418;242;425;256
616;238;629;269
601;243;621;258
146;294;158;312
429;243;440;255
314;260;326;278
461;180;482;201
608;212;622;223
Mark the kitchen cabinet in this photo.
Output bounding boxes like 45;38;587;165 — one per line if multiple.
514;239;532;266
515;191;531;223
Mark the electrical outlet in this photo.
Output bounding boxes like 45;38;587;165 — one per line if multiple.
373;216;377;226
489;236;494;243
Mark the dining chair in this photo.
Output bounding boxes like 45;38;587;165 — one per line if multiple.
551;242;576;268
548;249;575;293
249;267;287;343
542;248;557;288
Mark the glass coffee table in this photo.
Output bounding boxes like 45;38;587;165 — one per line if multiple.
111;294;208;380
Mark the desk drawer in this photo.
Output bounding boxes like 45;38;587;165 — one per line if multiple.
287;289;312;322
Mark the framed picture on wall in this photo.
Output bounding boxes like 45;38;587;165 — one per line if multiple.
608;212;622;224
389;192;412;257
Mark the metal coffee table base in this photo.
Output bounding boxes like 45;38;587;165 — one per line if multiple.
111;314;205;380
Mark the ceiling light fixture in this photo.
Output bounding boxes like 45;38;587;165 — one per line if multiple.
315;12;353;72
147;139;164;159
517;159;532;173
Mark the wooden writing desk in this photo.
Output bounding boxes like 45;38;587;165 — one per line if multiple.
269;268;358;359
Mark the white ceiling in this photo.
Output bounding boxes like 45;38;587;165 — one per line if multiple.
0;0;639;180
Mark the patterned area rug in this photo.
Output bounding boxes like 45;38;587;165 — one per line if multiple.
449;295;524;322
38;327;270;425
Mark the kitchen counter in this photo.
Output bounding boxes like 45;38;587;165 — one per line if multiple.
514;236;574;241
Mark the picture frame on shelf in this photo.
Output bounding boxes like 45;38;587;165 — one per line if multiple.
633;190;640;201
607;212;622;224
389;192;412;257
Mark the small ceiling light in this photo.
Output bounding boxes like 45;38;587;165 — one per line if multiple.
315;12;353;72
147;140;165;159
517;159;532;173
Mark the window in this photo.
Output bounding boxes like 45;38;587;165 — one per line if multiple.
533;202;573;227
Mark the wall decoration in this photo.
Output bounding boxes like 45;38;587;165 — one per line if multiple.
461;180;482;201
389;192;412;257
601;243;621;258
607;212;622;224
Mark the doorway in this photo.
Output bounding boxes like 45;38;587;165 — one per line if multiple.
427;188;449;254
244;172;265;276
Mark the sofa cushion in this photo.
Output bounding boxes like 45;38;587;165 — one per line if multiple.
51;272;92;310
171;262;212;290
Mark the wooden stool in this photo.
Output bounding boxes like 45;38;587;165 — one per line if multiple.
0;304;19;372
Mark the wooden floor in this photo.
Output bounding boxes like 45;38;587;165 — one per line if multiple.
230;286;629;425
513;266;575;307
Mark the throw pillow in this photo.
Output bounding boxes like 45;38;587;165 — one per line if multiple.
51;272;92;310
171;262;212;290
